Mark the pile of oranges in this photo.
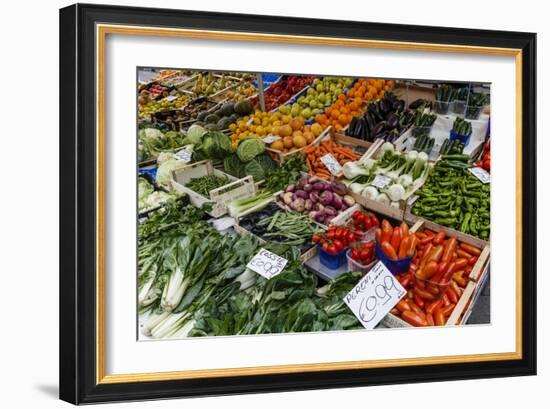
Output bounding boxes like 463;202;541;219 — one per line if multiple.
314;78;394;133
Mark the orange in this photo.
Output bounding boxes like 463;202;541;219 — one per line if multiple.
338;94;346;101
330;110;340;120
338;114;348;126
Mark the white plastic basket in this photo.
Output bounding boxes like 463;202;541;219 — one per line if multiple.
171;160;256;217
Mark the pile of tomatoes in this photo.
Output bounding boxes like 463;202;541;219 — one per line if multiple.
474;140;490;172
255;75;314;111
348;210;379;233
312;225;362;255
349;241;376;266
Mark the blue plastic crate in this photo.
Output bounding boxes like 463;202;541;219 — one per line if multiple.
449;129;471;146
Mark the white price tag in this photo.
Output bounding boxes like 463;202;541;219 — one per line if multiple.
246;249;288;280
163;95;178;102
469;167;490;184
175;148;192;163
262;135;281;144
370;175;392;189
343;261;406;330
320;153;342;175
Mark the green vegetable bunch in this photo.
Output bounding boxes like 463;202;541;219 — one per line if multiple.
452;117;473;137
264;153;308;193
185;174;231;197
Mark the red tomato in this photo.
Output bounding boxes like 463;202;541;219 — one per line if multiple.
327;244;338;254
333;239;344;251
360;249;370;261
312;233;321;243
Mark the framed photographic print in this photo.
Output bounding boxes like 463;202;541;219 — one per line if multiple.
59;3;537;405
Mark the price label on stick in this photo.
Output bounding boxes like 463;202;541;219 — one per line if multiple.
163;95;178;102
371;175;392;189
343;261;406;330
247;249;288;280
469;167;490;184
320;153;342;175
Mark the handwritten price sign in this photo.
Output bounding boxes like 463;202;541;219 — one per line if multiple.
175;148;192;163
320;154;343;175
371;175;392;189
247;249;288;280
469;167;490;184
343;261;406;329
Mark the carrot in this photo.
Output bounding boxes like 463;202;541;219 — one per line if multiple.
303;145;316;154
459;243;481;256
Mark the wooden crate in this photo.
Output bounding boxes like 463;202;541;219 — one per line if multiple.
233;219;319;263
170;160;256;218
265;126;332;162
348;192;407;221
403;211;490;251
381;219;490;328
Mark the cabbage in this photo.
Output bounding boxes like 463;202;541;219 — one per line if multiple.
236;138;265;162
156;159;186;188
200;132;232;159
156;151;175;165
254;154;276;173
138;177;154;201
143;128;163;140
223;155;245;178
244;160;265;181
183;124;206;145
243;154;276;181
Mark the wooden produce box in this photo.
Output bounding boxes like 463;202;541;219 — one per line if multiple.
232;204;321;263
170;160;256;218
265;125;332;162
381;219;490;328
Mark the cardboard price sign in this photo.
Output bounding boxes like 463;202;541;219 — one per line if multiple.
175;148;192;163
343;261;406;330
320;153;342;175
371;175;392;189
246;249;288;280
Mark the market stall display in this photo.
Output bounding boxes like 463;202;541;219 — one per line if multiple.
136;68;491;340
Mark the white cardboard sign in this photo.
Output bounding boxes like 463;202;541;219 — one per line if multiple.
246;249;288;280
343;261;406;330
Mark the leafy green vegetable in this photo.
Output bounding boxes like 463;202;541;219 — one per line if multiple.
197;131;232;160
223;155;245;178
183;124;207;145
236;138;265;162
264;153;308;193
